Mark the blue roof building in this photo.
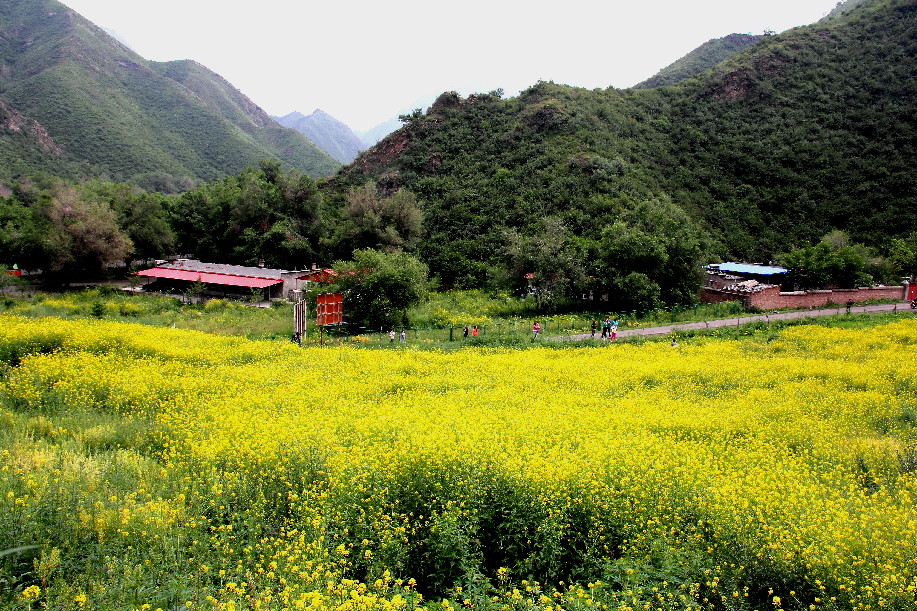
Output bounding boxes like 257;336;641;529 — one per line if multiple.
705;262;789;277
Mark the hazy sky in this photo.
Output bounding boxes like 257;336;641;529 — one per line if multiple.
61;0;840;132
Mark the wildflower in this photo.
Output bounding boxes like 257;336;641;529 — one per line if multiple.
22;585;40;601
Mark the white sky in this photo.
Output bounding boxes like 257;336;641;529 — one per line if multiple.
60;0;840;133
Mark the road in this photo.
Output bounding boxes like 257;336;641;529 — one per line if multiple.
564;302;914;341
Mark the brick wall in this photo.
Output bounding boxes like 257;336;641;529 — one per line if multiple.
701;284;908;310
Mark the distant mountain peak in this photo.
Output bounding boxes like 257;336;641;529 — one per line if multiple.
273;109;366;164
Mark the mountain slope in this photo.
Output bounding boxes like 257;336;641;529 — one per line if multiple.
274;109;365;164
634;33;761;89
329;0;917;285
0;0;340;185
0;92;74;177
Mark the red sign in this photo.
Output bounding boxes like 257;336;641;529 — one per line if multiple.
316;293;343;326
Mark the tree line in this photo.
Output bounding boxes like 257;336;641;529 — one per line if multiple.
4;161;914;331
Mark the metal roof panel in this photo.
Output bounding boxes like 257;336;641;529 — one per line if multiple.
711;262;789;276
136;268;282;288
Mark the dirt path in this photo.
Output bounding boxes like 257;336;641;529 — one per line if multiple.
564;302;913;341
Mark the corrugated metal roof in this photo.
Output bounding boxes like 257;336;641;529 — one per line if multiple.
136;268;282;288
156;260;290;280
709;262;788;276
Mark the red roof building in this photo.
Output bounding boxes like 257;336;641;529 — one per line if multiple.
136;260;331;301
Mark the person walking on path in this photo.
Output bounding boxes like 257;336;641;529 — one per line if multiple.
400;329;406;343
560;302;906;343
463;325;469;339
471;325;479;337
532;321;541;339
389;329;395;342
591;320;597;339
611;320;618;341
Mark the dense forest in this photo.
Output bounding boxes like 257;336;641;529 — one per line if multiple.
2;0;917;312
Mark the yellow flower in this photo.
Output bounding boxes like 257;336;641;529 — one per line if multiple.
22;585;41;600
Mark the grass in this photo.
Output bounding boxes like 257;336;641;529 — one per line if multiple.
3;287;912;351
2;287;293;341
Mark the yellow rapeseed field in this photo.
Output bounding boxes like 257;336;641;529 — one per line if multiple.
1;314;915;611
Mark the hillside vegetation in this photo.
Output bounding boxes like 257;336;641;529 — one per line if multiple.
634;33;761;89
325;0;917;294
0;0;340;186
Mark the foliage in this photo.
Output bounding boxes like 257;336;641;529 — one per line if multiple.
635;33;762;89
334;182;424;253
170;160;324;269
0;178;178;279
79;180;175;261
29;186;133;280
326;0;917;297
887;233;917;280
778;231;893;289
594;197;708;309
1;315;916;609
502;217;587;311
331;249;430;330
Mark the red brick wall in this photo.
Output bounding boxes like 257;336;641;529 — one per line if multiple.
701;285;907;309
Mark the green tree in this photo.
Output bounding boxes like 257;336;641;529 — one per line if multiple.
0;195;35;268
502;217;587;311
595;198;706;310
31;186;133;282
171;161;324;269
82;181;175;262
184;276;206;305
335;183;423;253
887;235;916;280
779;233;875;290
331;249;429;330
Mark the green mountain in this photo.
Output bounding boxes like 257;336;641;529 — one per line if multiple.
0;0;340;187
634;33;761;89
274;109;366;164
329;0;917;289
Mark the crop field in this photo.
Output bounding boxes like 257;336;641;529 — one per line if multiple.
1;315;916;611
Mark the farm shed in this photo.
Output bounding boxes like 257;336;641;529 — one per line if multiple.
136;259;310;301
